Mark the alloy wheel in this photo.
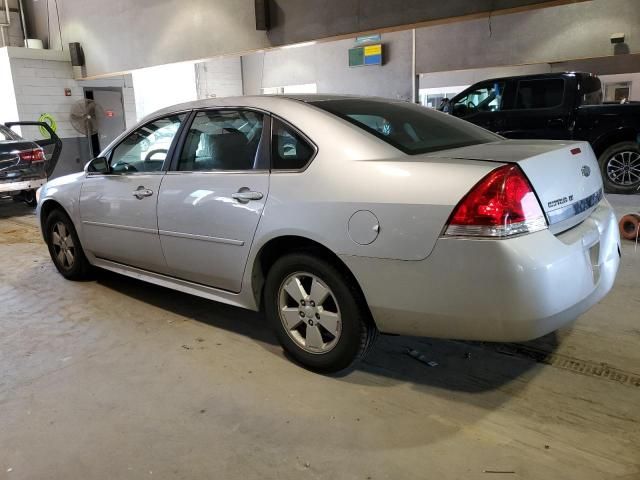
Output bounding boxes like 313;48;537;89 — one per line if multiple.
606;151;640;187
51;221;75;270
278;272;342;354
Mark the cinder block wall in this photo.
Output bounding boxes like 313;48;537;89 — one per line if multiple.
4;48;136;178
195;57;243;99
6;11;24;47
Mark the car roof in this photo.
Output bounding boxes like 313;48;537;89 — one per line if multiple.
472;71;596;84
141;94;399;123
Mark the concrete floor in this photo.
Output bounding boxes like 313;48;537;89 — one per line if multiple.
1;196;639;480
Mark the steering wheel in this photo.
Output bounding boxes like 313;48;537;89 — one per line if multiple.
467;101;477;109
144;149;168;162
111;161;138;173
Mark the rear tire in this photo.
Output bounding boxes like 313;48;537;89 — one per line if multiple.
44;209;92;280
598;142;640;194
264;252;377;373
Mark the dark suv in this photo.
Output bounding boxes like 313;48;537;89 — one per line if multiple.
445;72;640;194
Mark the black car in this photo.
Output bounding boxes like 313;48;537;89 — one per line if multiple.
445;72;640;194
0;122;61;206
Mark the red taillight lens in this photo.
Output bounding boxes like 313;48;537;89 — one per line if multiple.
445;164;547;238
18;148;45;163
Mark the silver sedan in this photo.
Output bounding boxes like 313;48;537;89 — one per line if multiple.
37;95;621;372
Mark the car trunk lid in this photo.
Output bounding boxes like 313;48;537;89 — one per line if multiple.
426;140;604;233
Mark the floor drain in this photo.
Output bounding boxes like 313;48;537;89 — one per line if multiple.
485;343;640;388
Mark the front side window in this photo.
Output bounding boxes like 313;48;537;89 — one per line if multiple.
312;99;500;155
271;118;315;170
110;114;185;174
452;82;505;117
177;110;264;171
516;79;564;109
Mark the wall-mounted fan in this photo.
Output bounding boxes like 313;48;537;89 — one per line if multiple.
70;99;104;136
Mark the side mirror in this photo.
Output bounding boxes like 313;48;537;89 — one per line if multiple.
85;157;110;174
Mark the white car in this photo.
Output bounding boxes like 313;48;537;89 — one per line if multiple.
37;95;621;372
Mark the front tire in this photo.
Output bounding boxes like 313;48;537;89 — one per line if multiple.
598;142;640;194
44;209;92;280
264;252;377;373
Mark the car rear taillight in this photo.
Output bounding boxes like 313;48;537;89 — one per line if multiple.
444;164;547;238
19;148;45;163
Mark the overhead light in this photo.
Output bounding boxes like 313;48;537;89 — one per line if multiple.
281;41;317;50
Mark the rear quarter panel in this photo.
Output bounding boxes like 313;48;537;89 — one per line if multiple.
248;99;499;261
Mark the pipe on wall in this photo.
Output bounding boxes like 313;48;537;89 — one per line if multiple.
0;0;9;25
18;0;28;46
0;0;10;47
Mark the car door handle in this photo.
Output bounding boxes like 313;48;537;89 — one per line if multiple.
231;191;263;202
132;186;154;199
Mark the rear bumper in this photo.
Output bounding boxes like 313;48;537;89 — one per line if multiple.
0;177;46;195
341;199;620;341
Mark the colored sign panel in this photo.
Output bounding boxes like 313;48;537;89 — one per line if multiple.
348;44;383;67
364;44;382;65
349;47;365;67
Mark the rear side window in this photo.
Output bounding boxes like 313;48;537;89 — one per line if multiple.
516;79;564;109
177;110;265;171
311;99;500;155
271;118;315;170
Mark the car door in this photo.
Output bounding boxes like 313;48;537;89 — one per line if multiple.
79;113;187;273
156;109;270;292
450;80;507;134
503;77;572;139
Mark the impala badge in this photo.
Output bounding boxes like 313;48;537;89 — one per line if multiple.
581;165;591;177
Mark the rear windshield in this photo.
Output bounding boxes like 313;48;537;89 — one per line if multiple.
0;124;22;142
310;99;500;155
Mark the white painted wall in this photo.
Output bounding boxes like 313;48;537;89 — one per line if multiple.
8;53;136;140
599;73;640;102
195;57;243;99
0;48;19;124
10;56;88;139
32;0;270;78
132;63;198;121
2;47;137;177
416;0;640;74
242;30;412;100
